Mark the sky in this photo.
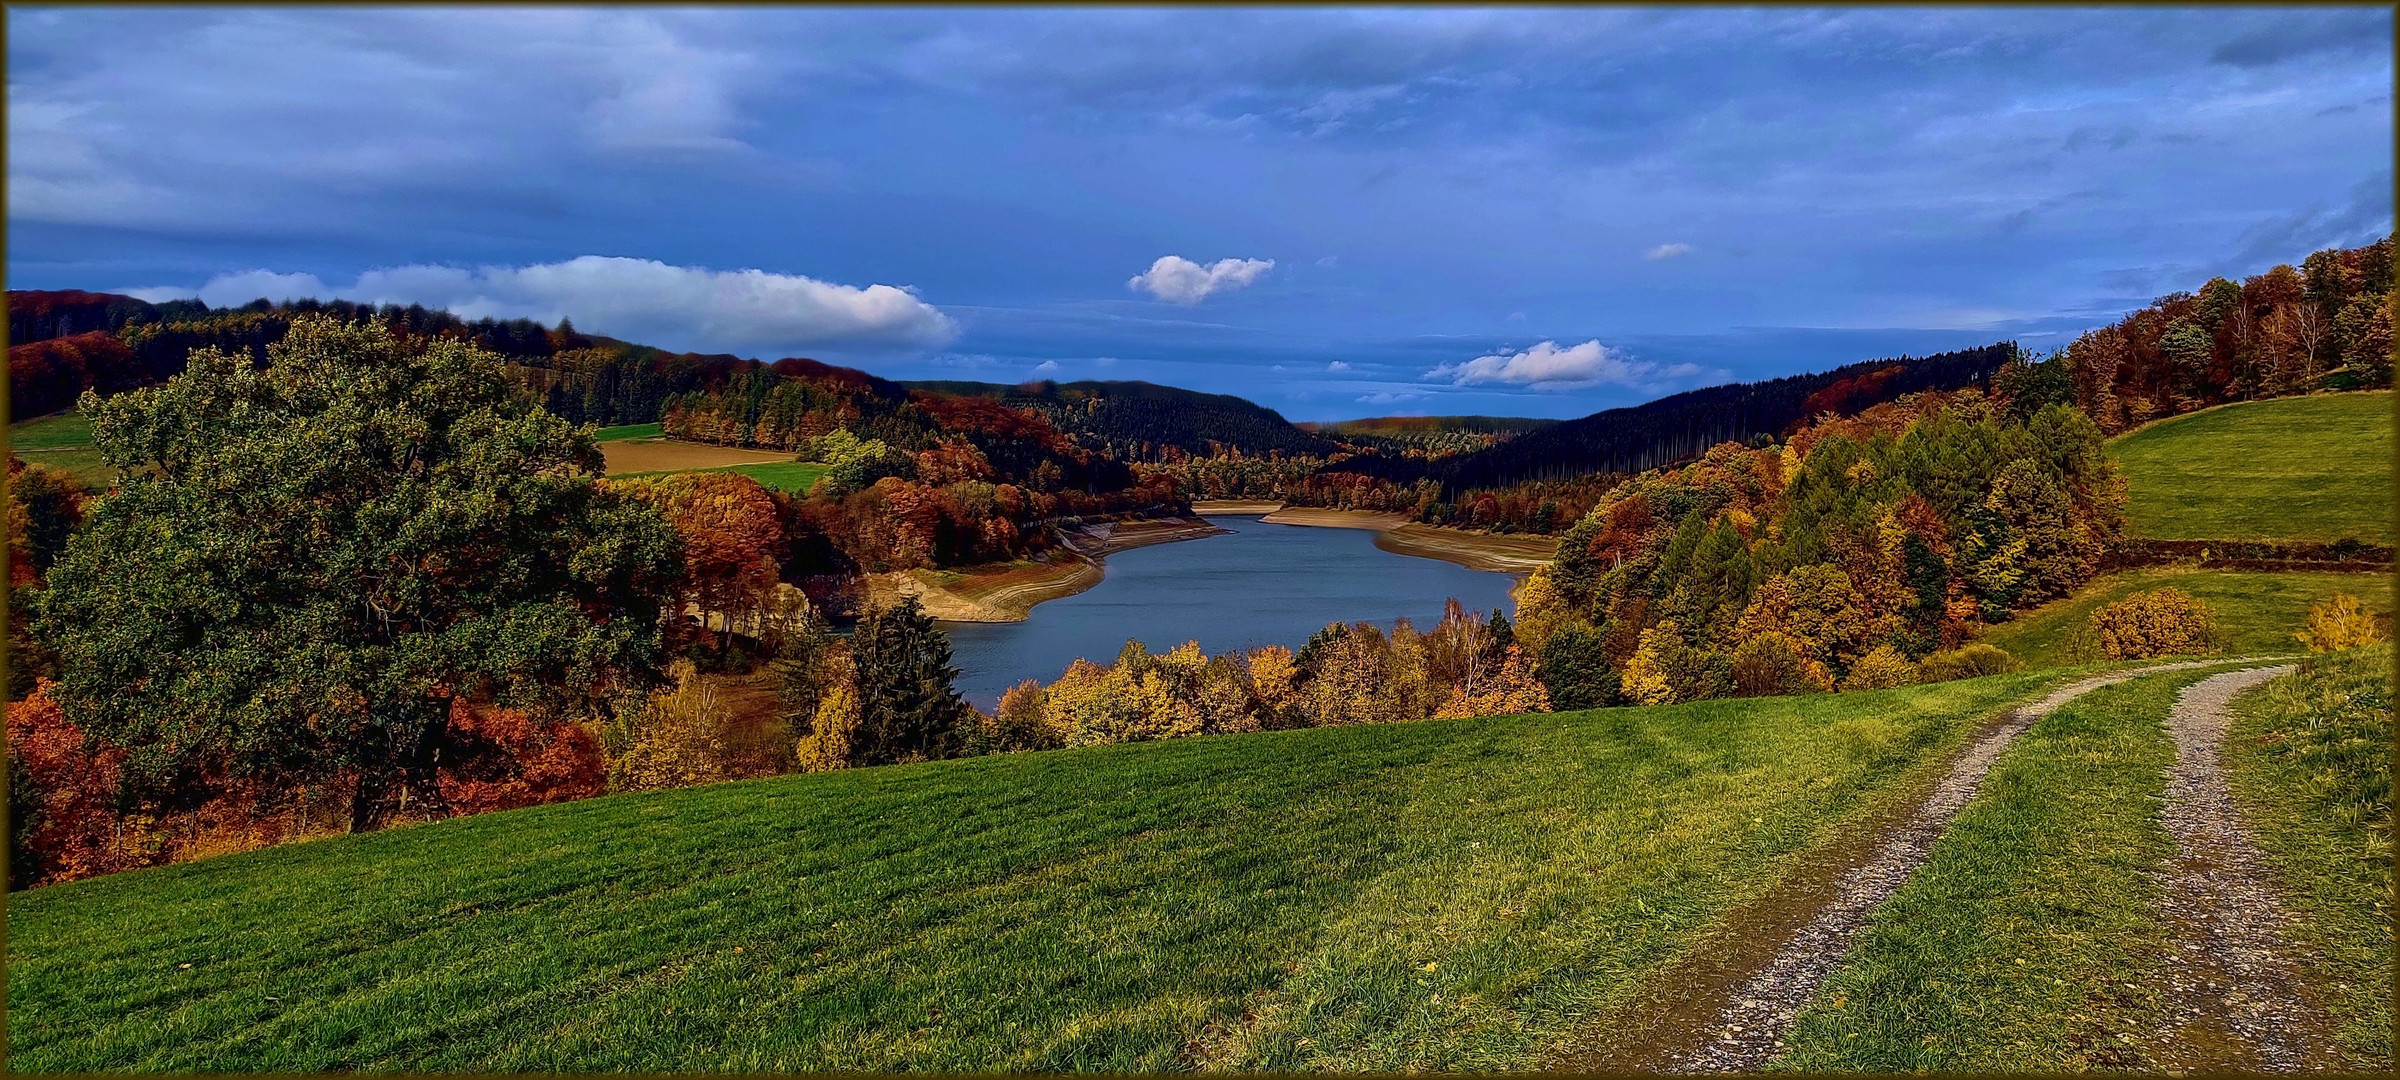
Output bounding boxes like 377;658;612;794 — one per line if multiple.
7;6;2392;421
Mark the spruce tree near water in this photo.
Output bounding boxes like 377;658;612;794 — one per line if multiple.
846;595;971;765
33;316;683;831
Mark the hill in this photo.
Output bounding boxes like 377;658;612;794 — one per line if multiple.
905;378;1336;460
10;673;2063;1072
1298;415;1560;436
2108;391;2394;544
1973;566;2390;670
1342;343;2018;493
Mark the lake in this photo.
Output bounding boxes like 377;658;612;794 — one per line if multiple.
941;513;1522;706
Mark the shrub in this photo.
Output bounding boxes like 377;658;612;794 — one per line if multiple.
2297;592;2387;653
1919;643;2022;682
1841;645;1920;691
2089;587;2220;659
1730;631;1833;697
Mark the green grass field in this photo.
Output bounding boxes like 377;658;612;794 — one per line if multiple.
7;410;94;450
1974;567;2387;670
593;422;664;442
1771;665;2244;1071
2109;391;2393;544
10;672;2079;1072
2225;645;2393;1068
618;460;830;493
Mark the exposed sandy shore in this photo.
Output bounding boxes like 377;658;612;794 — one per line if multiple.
602;439;796;475
1191;499;1287;514
883;516;1231;623
1258;507;1558;573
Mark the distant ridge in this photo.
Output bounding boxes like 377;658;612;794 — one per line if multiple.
1336;342;2018;492
1298;415;1560;435
904;378;1335;459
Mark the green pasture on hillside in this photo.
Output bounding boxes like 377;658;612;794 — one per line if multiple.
618;460;831;493
1974;567;2388;670
2109;391;2393;544
7;410;94;450
11;672;2081;1072
593;422;664;442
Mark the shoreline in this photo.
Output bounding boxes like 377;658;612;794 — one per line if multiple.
893;515;1232;624
902;505;1561;624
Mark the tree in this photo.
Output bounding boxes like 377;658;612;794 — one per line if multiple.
625;471;784;652
2295;593;2384;652
33;316;682;830
846;595;970;764
1535;621;1618;710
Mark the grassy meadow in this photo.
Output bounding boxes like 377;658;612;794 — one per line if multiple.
2225;645;2394;1067
9;671;2079;1072
1973;567;2387;670
593;421;665;442
2108;391;2394;544
6;410;115;491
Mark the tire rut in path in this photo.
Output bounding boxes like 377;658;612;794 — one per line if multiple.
1554;661;2221;1073
2137;665;2344;1073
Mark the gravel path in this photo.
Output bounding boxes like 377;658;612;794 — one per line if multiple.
2138;665;2344;1073
1567;661;2222;1073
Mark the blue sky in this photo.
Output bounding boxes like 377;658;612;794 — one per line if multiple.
8;6;2391;421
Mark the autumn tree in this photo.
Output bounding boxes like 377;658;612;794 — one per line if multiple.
624;470;785;652
33;316;682;830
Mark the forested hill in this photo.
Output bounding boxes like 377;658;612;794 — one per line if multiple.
904;378;1336;460
1298;415;1559;435
1340;343;2019;492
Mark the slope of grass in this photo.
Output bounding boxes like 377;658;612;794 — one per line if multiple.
1770;663;2252;1072
9;673;2068;1072
2109;391;2393;543
7;409;94;450
592;422;663;442
1975;567;2386;670
615;461;829;494
2225;644;2394;1068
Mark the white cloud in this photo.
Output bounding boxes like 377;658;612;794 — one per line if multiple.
1644;242;1695;261
161;256;954;352
1425;339;1658;390
1358;391;1424;405
1127;255;1274;304
1327;360;1353;372
1034;359;1061;373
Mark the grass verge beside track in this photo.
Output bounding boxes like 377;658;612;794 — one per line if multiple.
2224;644;2394;1069
1768;663;2251;1072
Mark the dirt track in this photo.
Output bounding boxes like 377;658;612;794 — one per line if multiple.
2139;665;2343;1073
1560;660;2224;1073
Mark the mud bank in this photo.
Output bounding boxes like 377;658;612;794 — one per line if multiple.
879;515;1231;623
1249;507;1558;574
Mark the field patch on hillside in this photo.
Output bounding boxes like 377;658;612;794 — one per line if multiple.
600;439;800;476
1975;567;2387;670
10;673;2065;1072
8;410;94;450
593;422;664;442
2110;392;2393;544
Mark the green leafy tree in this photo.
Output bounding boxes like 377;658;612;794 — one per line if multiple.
1535;621;1619;710
847;594;971;765
33;316;682;830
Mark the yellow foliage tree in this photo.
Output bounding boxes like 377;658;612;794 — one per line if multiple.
1511;564;1574;657
2089;587;2219;659
609;659;729;792
795;680;860;772
1840;645;1919;691
1434;645;1552;718
1620;626;1680;706
2296;592;2385;652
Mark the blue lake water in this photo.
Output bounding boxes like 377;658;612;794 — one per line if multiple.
941;513;1521;707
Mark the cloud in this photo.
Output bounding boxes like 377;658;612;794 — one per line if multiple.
1327;360;1353;372
2211;12;2389;68
1358;391;1424;405
1425;339;1658;389
157;256;954;353
1034;359;1061;373
1643;242;1695;261
1127;255;1275;304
